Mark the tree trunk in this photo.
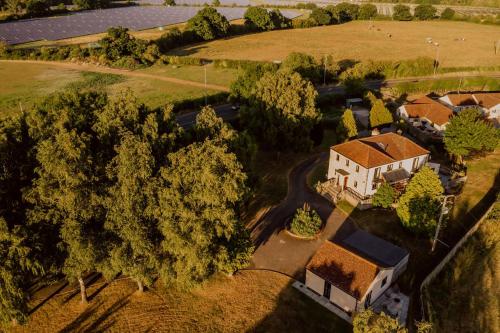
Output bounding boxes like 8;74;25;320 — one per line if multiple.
137;280;144;293
78;275;88;304
11;318;18;326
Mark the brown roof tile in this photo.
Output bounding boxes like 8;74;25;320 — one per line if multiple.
446;93;477;107
473;92;500;109
404;96;453;126
331;133;429;169
306;241;379;300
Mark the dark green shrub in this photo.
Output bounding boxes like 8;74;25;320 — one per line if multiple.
290;205;322;237
187;7;230;40
440;7;455;20
282;52;321;82
292;18;319;29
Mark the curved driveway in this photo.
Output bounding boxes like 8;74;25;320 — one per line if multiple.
249;152;357;280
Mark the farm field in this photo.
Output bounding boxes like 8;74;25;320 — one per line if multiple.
170;21;500;68
10;270;350;333
0;62;232;117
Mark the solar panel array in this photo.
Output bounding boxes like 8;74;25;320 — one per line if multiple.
0;6;300;45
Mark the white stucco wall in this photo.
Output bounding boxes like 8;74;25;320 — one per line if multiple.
327;149;370;196
487;104;500;119
330;284;358;313
305;269;325;296
360;269;394;308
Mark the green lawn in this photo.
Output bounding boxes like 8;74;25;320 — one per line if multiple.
137;63;239;87
0;62;229;117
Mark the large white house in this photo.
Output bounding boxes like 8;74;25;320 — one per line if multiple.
439;92;500;121
305;231;409;315
326;133;430;200
397;96;453;134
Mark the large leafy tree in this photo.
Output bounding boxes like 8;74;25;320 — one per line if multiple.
393;4;412;21
187;7;229;40
414;4;437;20
443;108;499;164
27;91;110;304
230;63;278;101
396;166;444;235
337;108;358;141
358;4;378;20
372;183;395;209
193;106;257;170
281;52;320;82
0;218;42;325
242;70;320;152
244;6;274;31
310;8;332;26
155;140;253;288
369;99;393;128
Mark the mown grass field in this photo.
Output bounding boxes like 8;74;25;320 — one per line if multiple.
10;271;350;333
171;21;500;68
0;62;235;117
426;201;499;333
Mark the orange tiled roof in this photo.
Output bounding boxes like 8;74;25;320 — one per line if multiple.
403;96;453;126
446;93;477;107
473;92;500;109
306;241;379;300
331;133;429;169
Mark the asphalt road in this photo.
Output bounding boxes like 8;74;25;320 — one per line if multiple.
176;72;500;128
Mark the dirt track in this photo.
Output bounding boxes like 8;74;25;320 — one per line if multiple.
0;59;230;92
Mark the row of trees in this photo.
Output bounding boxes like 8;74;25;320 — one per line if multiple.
309;3;378;26
393;4;454;21
0;90;257;324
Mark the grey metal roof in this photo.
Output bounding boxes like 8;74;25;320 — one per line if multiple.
382;168;410;184
341;230;408;268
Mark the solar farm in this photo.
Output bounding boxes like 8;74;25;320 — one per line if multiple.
0;6;300;45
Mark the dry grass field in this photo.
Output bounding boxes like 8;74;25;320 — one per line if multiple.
170;21;500;68
9;271;350;333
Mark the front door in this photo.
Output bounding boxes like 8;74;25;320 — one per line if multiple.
323;281;331;299
343;176;349;190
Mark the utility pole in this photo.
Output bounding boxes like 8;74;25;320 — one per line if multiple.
204;64;207;106
323;55;327;86
432;195;453;252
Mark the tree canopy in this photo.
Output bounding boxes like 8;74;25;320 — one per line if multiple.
281;52;320;82
241;70;320;152
155;140;252;287
393;4;413;21
187;7;230;40
396;166;444;235
337;108;358;141
310;8;332;26
443;108;499;163
358;4;378;20
414;4;437;20
353;309;406;333
369;99;393;128
372;183;396;209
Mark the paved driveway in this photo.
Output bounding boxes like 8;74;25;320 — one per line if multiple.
249;153;357;280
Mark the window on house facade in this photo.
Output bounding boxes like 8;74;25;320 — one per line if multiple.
412;157;419;171
387;164;393;171
374;167;381;179
354;181;358;188
346;159;350;167
356;165;359;172
372;182;377;190
381;277;387;288
336;154;340;161
399;161;403;169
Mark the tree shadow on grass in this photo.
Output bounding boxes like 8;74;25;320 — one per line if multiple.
58;293;131;333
